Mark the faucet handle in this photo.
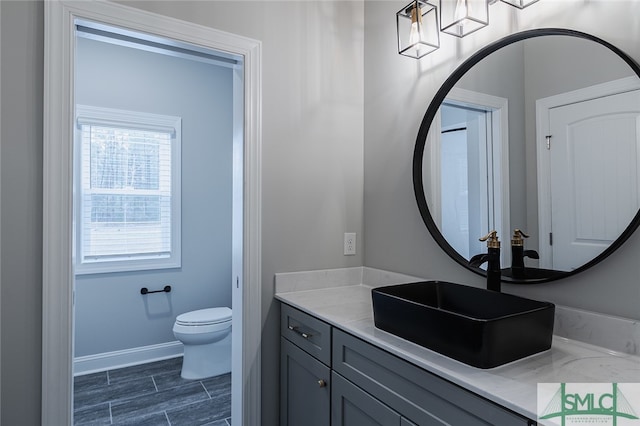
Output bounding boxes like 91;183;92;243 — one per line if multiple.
479;231;500;248
511;229;530;246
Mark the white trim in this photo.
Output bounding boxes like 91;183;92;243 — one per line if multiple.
535;76;640;269
43;2;74;422
231;63;245;425
75;19;242;70
240;23;263;426
73;341;183;376
0;2;3;419
75;105;180;135
438;87;511;265
425;109;442;228
43;1;262;425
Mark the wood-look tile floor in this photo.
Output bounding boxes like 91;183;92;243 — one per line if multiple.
74;357;231;426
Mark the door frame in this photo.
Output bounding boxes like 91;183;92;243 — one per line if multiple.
43;1;262;424
536;76;640;269
426;87;511;264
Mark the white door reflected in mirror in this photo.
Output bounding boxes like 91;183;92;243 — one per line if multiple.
538;83;640;271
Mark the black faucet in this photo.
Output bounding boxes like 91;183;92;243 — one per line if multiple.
469;231;502;292
510;229;539;279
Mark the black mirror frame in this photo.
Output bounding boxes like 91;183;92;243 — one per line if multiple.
413;28;640;284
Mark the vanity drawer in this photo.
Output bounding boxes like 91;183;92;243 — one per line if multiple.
333;329;533;426
281;304;331;366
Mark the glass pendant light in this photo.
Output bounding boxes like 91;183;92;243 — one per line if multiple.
501;0;539;8
397;0;440;59
396;0;541;59
440;0;489;38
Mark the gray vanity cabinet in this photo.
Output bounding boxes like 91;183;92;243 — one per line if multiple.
280;304;332;426
332;371;417;426
332;329;534;426
281;338;330;426
280;303;536;426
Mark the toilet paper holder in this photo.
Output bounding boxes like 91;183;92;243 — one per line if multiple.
140;285;172;295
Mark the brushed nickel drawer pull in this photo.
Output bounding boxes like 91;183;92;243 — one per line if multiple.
288;325;312;339
318;379;327;388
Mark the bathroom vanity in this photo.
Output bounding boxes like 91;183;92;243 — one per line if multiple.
276;26;640;426
275;269;640;426
280;303;532;425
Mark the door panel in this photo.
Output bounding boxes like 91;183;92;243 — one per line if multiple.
549;89;640;270
280;338;330;426
331;372;401;426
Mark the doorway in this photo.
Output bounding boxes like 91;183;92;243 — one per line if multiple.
72;20;237;424
43;2;262;425
439;103;493;260
425;87;511;264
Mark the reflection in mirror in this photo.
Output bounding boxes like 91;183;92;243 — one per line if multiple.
438;104;490;260
424;89;510;265
415;29;640;283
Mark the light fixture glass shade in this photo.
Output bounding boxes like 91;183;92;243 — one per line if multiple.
397;0;440;59
440;0;489;38
500;0;539;8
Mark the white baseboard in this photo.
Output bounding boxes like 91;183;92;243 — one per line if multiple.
74;341;184;376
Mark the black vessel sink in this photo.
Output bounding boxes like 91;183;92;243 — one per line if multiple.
371;281;555;368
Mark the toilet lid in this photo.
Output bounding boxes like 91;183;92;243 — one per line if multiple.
176;307;232;326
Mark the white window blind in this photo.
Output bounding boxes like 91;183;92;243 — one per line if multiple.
75;106;181;274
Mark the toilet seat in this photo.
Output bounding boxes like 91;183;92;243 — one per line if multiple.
176;307;232;326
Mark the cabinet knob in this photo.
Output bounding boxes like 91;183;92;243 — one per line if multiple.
318;379;327;388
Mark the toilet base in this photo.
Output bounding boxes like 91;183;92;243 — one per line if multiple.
180;333;231;380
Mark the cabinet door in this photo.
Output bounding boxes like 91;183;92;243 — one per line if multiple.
332;372;401;426
280;337;330;426
333;329;532;425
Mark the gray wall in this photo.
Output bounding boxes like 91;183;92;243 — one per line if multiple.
1;2;43;425
74;37;233;357
364;0;640;323
0;1;364;424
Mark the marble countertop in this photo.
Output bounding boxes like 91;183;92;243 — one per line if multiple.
275;281;640;420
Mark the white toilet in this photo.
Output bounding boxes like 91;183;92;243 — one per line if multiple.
173;307;232;380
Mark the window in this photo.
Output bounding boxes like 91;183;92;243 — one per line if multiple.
75;105;181;274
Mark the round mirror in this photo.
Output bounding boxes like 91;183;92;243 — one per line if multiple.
413;28;640;283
